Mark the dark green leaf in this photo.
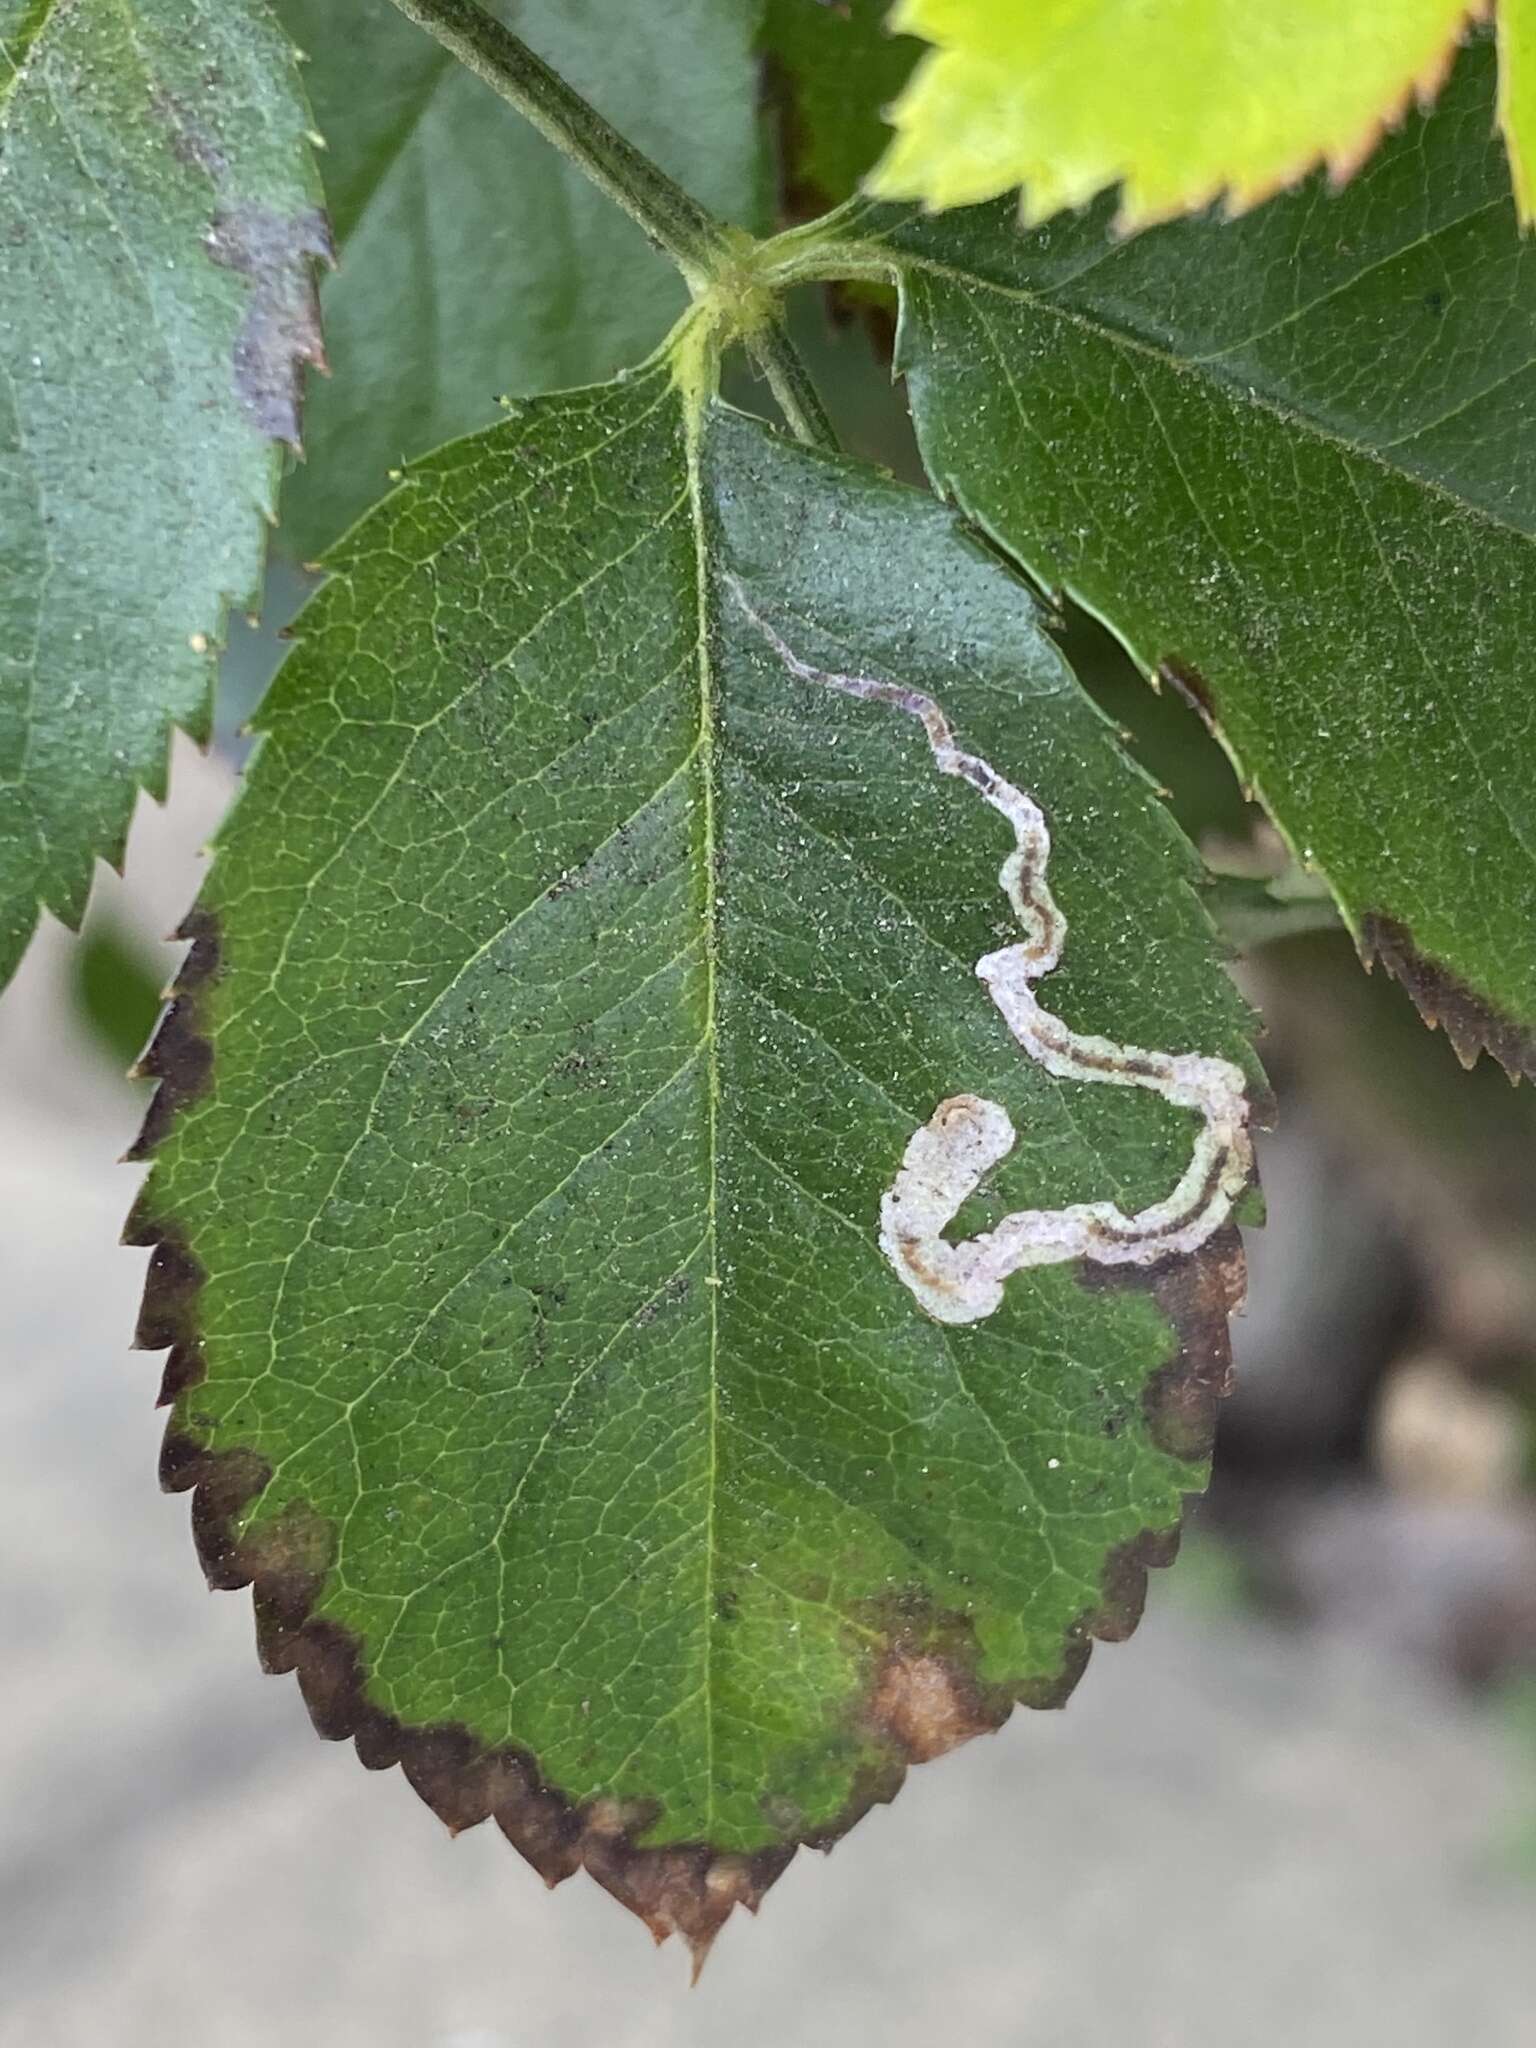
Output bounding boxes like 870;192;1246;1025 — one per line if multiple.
131;368;1261;1956
274;0;765;557
0;0;323;991
73;918;163;1070
864;36;1536;1077
761;0;919;214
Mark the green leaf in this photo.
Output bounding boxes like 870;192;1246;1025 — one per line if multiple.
130;363;1261;1957
273;0;765;558
1499;0;1536;220
873;0;1481;225
0;0;324;992
72;916;164;1071
859;36;1536;1078
761;0;919;213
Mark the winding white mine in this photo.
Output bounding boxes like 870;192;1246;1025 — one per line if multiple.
727;578;1254;1327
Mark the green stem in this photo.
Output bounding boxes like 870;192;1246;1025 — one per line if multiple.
382;0;725;283
383;0;841;452
751;324;839;454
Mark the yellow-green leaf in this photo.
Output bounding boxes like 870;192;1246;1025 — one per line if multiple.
1499;0;1536;217
873;0;1480;225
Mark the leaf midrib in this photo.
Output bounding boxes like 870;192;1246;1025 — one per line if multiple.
684;389;722;1838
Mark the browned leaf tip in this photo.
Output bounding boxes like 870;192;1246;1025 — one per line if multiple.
145;1377;1234;1971
1361;912;1536;1084
120;904;799;1971
126;1230;1246;1974
123;895;1252;1966
138;1424;796;1973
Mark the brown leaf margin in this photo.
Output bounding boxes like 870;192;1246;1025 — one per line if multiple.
1361;912;1536;1083
124;908;1254;1971
1152;657;1536;1087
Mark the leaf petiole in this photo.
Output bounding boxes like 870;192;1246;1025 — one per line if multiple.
749;324;839;453
381;0;725;284
381;0;841;454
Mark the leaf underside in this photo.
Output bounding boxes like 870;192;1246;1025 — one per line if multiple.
874;0;1486;225
130;369;1261;1957
862;36;1536;1079
0;0;325;990
272;0;764;559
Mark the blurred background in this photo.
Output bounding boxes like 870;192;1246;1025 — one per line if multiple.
7;5;1536;2039
5;317;1536;2043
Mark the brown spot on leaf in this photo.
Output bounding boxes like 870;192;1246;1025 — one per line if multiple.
1157;654;1217;731
145;79;332;450
866;1649;995;1762
1361;912;1535;1083
206;206;332;446
838;1239;1251;1776
1138;1224;1249;1462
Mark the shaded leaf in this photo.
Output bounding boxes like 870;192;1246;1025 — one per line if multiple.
274;0;765;557
761;0;919;215
0;0;324;991
130;367;1261;1956
873;0;1481;225
1204;877;1341;954
73;918;164;1071
861;37;1536;1076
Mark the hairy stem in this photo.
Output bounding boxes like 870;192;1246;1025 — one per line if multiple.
382;0;726;283
751;324;839;454
384;0;840;452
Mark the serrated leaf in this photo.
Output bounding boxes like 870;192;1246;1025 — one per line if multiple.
858;36;1536;1078
873;0;1481;225
273;0;765;558
129;365;1262;1957
0;0;324;992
